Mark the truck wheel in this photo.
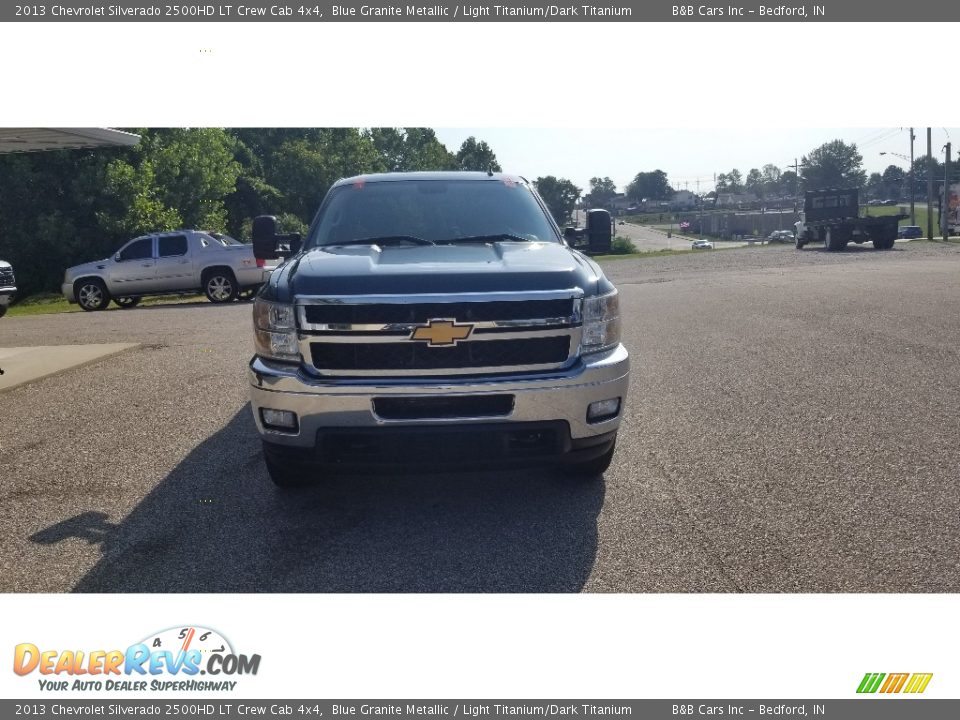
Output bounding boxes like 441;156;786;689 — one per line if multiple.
0;306;6;318
76;279;111;311
563;442;616;479
795;236;805;250
204;270;238;303
113;296;141;309
872;236;895;250
262;443;311;488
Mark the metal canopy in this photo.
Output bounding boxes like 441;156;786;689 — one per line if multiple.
0;128;140;154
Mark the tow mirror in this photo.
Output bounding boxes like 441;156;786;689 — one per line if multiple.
564;226;586;248
585;209;613;254
252;215;301;260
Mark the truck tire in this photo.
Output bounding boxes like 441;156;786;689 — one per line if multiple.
262;442;311;488
563;441;616;479
113;296;141;309
0;306;6;318
203;268;238;303
76;278;111;311
823;229;847;252
795;235;806;250
872;234;895;250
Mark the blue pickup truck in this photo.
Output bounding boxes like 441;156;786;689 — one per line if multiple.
246;171;631;487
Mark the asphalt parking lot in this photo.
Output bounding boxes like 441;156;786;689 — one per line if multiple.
2;242;959;593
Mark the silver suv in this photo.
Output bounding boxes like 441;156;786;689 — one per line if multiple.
62;230;273;311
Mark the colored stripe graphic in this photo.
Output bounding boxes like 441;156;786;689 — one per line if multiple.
857;672;932;694
904;673;933;694
880;673;909;693
857;673;885;693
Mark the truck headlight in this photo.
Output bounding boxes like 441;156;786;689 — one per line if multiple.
581;290;621;355
253;298;300;362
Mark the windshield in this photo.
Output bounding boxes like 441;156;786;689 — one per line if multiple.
306;179;560;248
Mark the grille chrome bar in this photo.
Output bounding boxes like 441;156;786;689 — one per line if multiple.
297;289;584;377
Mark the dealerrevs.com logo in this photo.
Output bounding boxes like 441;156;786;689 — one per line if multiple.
13;626;261;693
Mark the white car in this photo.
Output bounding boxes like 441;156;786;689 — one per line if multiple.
62;230;275;311
691;239;714;250
0;259;16;318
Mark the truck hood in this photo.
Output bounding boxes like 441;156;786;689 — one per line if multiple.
0;260;11;270
65;259;112;277
272;242;610;300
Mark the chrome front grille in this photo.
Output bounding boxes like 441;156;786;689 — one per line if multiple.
0;268;14;287
297;290;583;377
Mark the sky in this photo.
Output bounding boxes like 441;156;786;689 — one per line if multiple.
434;128;957;194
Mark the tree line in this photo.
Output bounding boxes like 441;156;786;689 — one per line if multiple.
0;128;502;297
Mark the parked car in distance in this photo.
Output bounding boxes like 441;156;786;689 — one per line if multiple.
0;259;16;318
692;239;714;249
768;230;795;243
62;230;275;311
898;225;923;239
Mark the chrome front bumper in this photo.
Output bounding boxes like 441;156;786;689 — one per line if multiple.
249;344;630;449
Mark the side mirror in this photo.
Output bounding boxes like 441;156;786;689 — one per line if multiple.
252;215;280;260
114;253;121;262
585;209;612;254
563;226;586;247
252;215;302;260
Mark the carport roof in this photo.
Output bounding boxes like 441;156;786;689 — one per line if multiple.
0;127;140;153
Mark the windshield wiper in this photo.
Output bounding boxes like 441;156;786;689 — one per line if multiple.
438;233;532;244
328;235;435;247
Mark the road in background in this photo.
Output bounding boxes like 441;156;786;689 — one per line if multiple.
1;243;958;592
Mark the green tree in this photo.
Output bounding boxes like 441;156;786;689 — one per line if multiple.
367;128;457;172
779;170;799;198
97;159;183;237
801;139;866;191
584;176;617;209
626;170;672;202
761;164;782;190
533;176;581;225
716;169;743;194
455;136;501;172
744;168;764;197
866;172;884;201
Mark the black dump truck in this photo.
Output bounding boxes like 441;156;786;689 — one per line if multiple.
795;188;905;251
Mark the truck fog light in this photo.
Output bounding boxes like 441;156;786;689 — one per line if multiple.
261;408;298;431
587;397;621;423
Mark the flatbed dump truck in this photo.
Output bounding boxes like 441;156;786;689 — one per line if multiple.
795;188;905;251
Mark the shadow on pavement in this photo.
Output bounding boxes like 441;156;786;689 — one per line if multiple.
29;512;118;545
55;405;604;593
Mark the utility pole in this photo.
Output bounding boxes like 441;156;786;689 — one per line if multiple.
697;178;703;242
943;142;952;240
909;128;916;226
927;128;934;240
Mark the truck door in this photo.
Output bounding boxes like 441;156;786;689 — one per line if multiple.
154;233;192;290
109;237;156;294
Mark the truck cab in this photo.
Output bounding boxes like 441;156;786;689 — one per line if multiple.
247;172;630;487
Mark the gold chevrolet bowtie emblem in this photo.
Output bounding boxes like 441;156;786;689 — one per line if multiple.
410;319;474;347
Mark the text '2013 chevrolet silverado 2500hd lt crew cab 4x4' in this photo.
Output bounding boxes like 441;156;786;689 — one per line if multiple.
62;230;272;310
248;172;630;487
